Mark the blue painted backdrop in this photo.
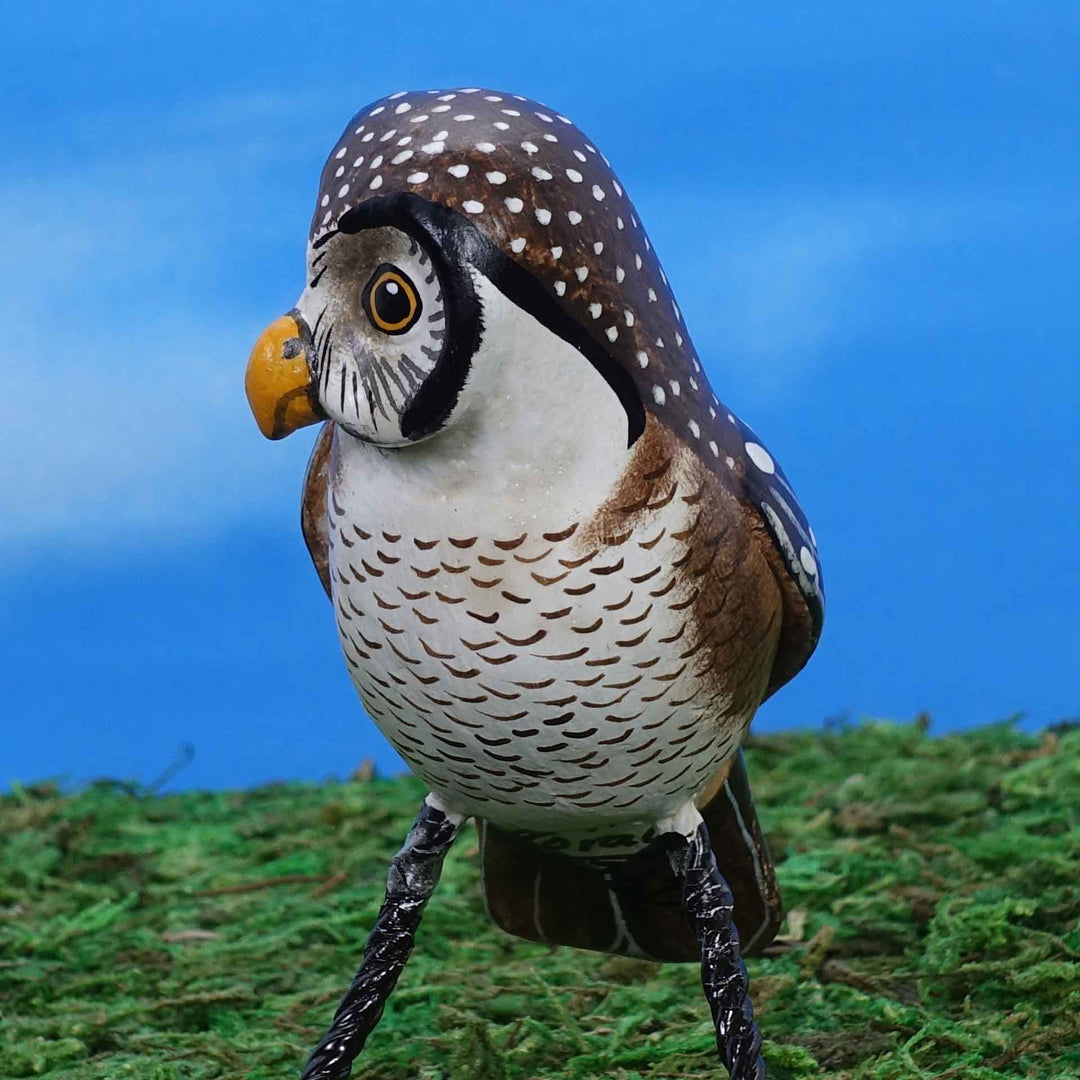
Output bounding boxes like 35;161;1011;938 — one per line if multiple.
3;2;1077;791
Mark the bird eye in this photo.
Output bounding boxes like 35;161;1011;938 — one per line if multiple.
362;264;422;335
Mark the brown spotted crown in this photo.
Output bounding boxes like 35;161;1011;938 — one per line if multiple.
311;87;825;638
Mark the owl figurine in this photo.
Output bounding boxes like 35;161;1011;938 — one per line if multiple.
246;87;824;1080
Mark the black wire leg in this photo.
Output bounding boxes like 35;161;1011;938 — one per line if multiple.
300;798;463;1080
664;815;767;1080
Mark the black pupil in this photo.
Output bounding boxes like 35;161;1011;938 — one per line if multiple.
376;277;411;326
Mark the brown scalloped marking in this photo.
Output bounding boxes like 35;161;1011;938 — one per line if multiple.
466;609;499;624
477;651;517;666
448;536;477;549
353;525;372;541
536;694;577;707
471;576;503;588
500;591;531;604
435;591;464;603
658;622;687;644
360;558;383;577
460;637;497;651
493;533;528;550
615;629;650;648
398;587;430;600
331;489;347;516
604;674;642;689
382;531;401;543
357;631;382;650
604;528;633;547
581;690;629;708
682;479;707;505
602;592;633;611
413;608;439;625
388;641;421;666
414;537;438;550
512;677;555;689
541;711;577;727
440;561;469;574
598;729;634;746
339;532;355;549
478;709;529;723
531;569;570;585
649;575;678;598
669;590;699;611
376;550;400;565
477;555;504;567
647;483;679;511
510;728;540;738
585;655;620;667
418;639;455;660
412;565;439;579
571;617;603;634
442;662;480;678
536;646;589;662
543;523;579;542
479;682;523;700
377;619;405;636
569;673;604;686
372;592;400;610
672;547;695;570
558;549;597;569
617;490;651;514
496;629;546;646
540;607;572;620
564;582;596;596
591;556;625;576
513;547;553;564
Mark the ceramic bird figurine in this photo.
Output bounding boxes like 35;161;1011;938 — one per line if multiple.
246;87;824;1080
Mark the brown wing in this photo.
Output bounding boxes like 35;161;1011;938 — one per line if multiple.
301;422;335;599
479;751;781;963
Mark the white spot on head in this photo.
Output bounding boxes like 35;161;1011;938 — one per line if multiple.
573;149;587;162
675;331;684;346
616;266;625;283
669;380;681;396
554;280;566;296
352;155;364;167
521;141;539;155
432;104;451;113
484;94;503;102
605;326;618;342
322;211;331;224
510;236;526;253
448;164;469;178
588;302;602;319
725;456;736;470
407;171;429;183
504;196;524;213
389;90;408;99
475;141;496;153
592;184;605;201
392;150;413;165
454;114;476;122
335;146;348;159
334;165;345;178
337;183;350;198
745;442;775;474
652;385;666;405
550;245;562;259
688;420;700;438
575;266;589;282
636;350;649;368
395;102;412;114
624;310;634;326
535;111;553;122
593;241;604;254
616;216;624;230
800;546;818;576
421;141;445;154
809;525;818;547
370;154;384;168
438;93;457;102
635;254;642;270
320;194;330;207
709;441;719;456
535;208;552;225
369;175;383;189
542;132;558;142
370;106;385;115
462;200;484;214
567;210;582;225
502;108;521;116
361;132;375;142
613;180;623;196
647;287;657;302
397;135;412;145
493;121;510;130
566;168;583;183
531;166;553;180
486;170;507;184
557;114;572;124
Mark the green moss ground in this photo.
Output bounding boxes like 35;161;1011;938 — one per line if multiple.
2;719;1078;1079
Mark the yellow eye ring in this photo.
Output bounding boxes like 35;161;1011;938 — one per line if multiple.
363;265;422;334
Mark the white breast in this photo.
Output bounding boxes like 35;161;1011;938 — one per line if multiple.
327;273;750;847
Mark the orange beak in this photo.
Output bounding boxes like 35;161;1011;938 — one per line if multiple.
245;313;324;440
